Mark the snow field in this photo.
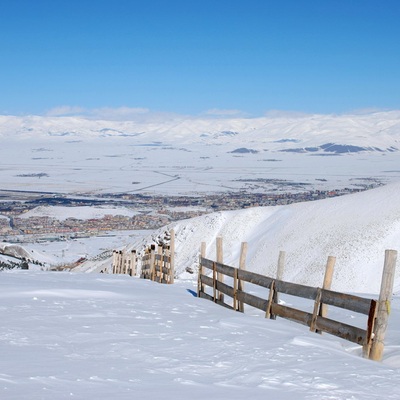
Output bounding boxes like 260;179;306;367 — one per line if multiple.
1;271;400;399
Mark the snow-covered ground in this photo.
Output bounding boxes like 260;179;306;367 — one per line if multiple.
1;271;400;400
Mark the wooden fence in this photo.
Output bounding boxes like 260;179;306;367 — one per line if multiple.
140;241;175;284
112;249;137;276
112;229;175;284
198;238;397;362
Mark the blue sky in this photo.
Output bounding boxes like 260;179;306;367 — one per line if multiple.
1;0;400;117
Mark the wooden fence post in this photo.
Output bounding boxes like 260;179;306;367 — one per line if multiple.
277;250;285;281
117;251;123;274
233;268;238;310
112;251;117;274
320;256;336;318
212;262;217;302
150;245;156;281
198;242;206;297
238;242;248;312
163;245;169;283
169;229;175;284
114;251;118;274
369;249;398;361
216;236;224;302
157;245;163;282
130;250;137;276
271;250;285;319
122;250;128;274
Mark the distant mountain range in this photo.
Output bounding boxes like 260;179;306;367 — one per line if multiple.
1;110;400;152
0;111;399;195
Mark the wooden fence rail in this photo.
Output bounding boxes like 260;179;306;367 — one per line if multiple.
198;239;397;362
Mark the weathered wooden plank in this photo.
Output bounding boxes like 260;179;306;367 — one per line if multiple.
315;316;367;345
216;280;234;299
321;289;373;315
319;256;336;319
200;274;213;289
216;237;224;302
199;291;234;310
215;262;236;278
199;291;214;302
201;257;236;278
270;303;313;327
237;276;317;302
274;280;318;300
150;249;156;281
237;269;274;289
169;229;175;284
198;242;207;297
215;299;235;310
238;242;247;313
236;291;268;311
201;257;215;270
233;268;238;311
271;251;285;319
212;262;217;301
370;249;398;361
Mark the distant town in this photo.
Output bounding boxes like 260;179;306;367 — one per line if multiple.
0;181;381;242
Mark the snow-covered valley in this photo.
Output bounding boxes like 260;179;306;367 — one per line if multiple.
1;111;400;195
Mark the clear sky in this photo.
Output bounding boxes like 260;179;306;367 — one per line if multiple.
1;0;400;117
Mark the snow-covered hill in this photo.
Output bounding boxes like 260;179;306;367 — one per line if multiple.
128;182;400;294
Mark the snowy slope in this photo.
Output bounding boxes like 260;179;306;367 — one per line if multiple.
1;271;400;400
136;182;400;294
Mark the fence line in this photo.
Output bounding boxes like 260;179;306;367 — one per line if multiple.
112;249;137;276
112;229;175;284
197;237;397;362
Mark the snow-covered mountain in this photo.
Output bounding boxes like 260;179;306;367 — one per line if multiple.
0;111;400;194
1;110;400;150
